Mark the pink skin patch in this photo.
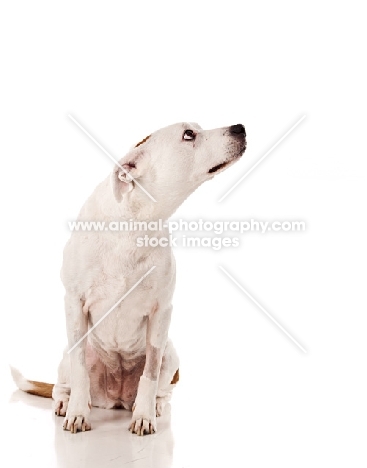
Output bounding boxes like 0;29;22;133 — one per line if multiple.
85;343;145;410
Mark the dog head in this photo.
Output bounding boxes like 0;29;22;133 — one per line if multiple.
111;122;246;215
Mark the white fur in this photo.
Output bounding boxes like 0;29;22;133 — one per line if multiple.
10;367;33;392
56;122;246;434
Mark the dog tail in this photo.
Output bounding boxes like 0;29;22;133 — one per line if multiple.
10;367;54;398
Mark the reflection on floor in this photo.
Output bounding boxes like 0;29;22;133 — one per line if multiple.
6;390;174;468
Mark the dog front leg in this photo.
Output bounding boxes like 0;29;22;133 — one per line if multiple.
62;294;91;433
129;305;172;436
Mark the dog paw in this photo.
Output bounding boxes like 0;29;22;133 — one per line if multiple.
63;413;91;433
62;393;91;433
129;412;156;436
129;376;158;435
54;399;69;417
155;395;171;417
156;399;165;417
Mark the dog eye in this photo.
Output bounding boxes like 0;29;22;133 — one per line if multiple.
183;129;196;141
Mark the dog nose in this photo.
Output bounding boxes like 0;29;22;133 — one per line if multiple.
229;124;246;137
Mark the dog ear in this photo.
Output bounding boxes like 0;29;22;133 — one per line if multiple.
111;150;147;202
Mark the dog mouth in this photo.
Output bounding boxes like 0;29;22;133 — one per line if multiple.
208;160;232;173
208;143;247;174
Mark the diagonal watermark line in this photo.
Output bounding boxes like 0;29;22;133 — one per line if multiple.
68;114;157;203
67;266;156;354
219;266;307;353
218;115;306;203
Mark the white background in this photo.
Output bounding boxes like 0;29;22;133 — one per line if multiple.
0;1;366;467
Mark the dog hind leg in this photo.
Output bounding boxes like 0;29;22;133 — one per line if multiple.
156;338;179;417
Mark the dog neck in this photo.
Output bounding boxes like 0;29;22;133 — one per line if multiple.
79;176;201;225
113;180;200;222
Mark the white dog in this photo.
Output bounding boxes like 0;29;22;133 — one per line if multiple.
12;122;246;435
